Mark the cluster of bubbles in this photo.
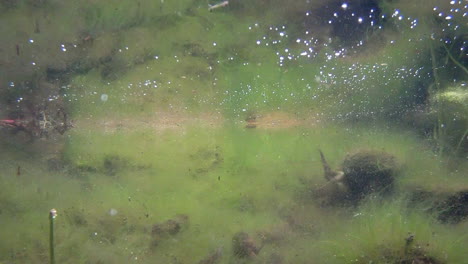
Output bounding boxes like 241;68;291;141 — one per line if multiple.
249;1;466;66
433;1;468;46
220;1;464;116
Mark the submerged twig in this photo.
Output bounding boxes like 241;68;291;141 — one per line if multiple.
208;1;229;11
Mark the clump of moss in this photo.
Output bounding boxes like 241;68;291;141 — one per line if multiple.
342;149;398;201
436;191;468;224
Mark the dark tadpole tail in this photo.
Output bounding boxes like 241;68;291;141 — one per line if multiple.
319;149;334;181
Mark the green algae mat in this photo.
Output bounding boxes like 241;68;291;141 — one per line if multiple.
1;0;467;263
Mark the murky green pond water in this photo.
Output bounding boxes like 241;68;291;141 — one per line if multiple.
1;1;467;263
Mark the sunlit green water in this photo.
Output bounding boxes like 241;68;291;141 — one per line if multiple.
1;0;467;263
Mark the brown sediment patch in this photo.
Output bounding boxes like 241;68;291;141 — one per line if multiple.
244;111;319;129
74;111;224;134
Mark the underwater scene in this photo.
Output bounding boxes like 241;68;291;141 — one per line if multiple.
0;0;467;263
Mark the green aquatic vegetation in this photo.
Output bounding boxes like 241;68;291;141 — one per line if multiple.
443;44;468;76
81;0;164;33
0;168;91;262
65;10;277;116
0;8;73;83
2;1;468;263
64;122;465;203
317;198;467;263
429;86;468;155
1;122;467;263
101;13;224;75
68;52;221;118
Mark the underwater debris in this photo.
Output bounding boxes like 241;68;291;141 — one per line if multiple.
197;247;223;264
150;214;189;247
0;107;71;140
152;214;189;236
182;43;209;58
380;248;445;264
232;232;262;258
63;207;88;227
0;80;72;140
189;146;224;178
379;234;445;264
245;123;257;129
102;155;129;176
244;112;258;128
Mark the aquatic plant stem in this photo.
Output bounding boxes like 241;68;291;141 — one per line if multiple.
430;42;445;155
49;209;57;264
455;127;468;153
443;44;468;75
